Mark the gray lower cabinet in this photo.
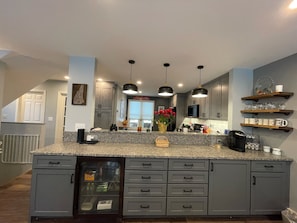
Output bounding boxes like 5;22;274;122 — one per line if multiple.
167;159;209;216
30;155;76;218
251;161;290;215
208;160;250;215
123;158;168;216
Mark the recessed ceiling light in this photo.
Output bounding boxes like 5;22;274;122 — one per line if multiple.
177;83;183;87
64;75;70;80
97;78;103;81
136;80;142;85
289;0;297;9
138;90;142;94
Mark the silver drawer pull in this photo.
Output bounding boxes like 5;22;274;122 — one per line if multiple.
142;163;152;167
141;176;151;180
182;205;192;209
264;165;274;168
183;189;193;193
140;189;151;192
184;163;194;167
49;161;60;165
184;176;193;180
140;204;150;209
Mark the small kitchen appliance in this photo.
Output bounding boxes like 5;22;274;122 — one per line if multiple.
228;130;246;152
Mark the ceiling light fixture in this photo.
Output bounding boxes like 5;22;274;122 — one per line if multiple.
158;63;174;97
289;0;297;9
192;65;208;98
123;60;138;95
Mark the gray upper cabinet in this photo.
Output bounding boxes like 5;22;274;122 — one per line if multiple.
209;73;229;120
94;82;115;129
198;96;210;119
30;155;76;218
251;161;290;215
208;160;250;215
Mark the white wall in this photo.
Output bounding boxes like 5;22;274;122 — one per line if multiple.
65;56;96;132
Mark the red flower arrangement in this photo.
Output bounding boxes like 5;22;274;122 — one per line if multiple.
154;108;176;125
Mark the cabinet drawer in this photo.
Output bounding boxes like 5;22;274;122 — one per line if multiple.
169;159;209;171
125;158;168;170
123;197;166;216
124;184;167;197
168;171;208;184
125;170;167;184
167;184;208;197
167;197;208;215
33;155;76;169
251;161;288;172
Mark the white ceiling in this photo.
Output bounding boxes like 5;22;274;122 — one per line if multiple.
1;0;297;96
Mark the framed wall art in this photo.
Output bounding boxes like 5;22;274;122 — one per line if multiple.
72;84;87;105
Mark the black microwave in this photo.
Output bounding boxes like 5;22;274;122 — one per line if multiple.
187;104;199;117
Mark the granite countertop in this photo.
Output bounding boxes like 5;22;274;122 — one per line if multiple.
31;142;292;161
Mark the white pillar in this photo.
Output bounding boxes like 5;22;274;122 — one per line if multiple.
228;68;253;131
64;56;96;132
0;61;7;130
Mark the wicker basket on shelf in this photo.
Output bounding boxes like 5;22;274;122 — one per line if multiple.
155;136;169;148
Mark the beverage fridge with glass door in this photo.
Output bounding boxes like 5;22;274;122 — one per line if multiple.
74;156;124;221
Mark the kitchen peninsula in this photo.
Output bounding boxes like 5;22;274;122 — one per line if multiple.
29;131;292;222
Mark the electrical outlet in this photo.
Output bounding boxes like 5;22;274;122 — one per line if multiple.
216;138;222;144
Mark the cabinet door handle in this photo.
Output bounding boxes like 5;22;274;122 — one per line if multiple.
70;174;74;184
140;189;150;192
142;163;152;167
264;165;274;168
182;205;192;209
140;204;150;209
184;176;193;180
183;189;193;193
184;163;194;167
253;176;256;185
48;161;60;165
141;176;151;180
210;162;214;172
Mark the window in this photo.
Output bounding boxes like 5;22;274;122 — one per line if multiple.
128;99;154;130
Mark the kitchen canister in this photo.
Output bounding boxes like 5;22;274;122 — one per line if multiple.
263;145;271;153
272;148;282;156
263;119;269;125
275;85;284;92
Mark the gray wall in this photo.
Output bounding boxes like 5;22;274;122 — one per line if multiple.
253;53;297;211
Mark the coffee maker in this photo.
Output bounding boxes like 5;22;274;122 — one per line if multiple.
228;130;246;152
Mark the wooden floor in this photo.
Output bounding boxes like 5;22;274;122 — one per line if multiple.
0;171;283;223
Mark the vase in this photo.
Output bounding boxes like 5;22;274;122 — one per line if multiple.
158;123;168;133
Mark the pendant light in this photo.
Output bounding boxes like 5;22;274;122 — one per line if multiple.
158;63;174;96
192;65;208;98
123;60;138;95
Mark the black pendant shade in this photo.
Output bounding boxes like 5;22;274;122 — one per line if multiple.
158;86;174;96
192;65;208;98
158;63;174;96
123;60;138;95
123;83;138;95
192;87;208;98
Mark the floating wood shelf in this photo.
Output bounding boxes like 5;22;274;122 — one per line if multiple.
241;92;294;101
240;109;294;115
240;123;293;132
